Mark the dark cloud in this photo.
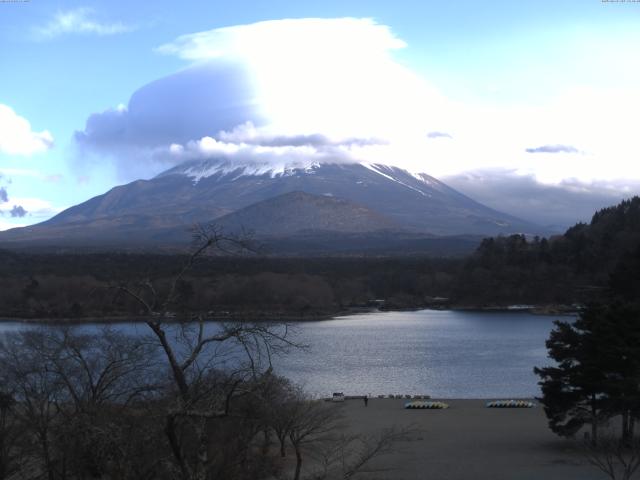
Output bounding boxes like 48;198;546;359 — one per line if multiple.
10;205;27;218
427;131;452;139
443;169;640;229
0;187;7;203
525;144;579;154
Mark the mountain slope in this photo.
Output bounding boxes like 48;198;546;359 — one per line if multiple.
0;160;543;249
214;191;399;236
455;196;640;305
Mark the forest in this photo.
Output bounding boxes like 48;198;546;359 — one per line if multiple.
2;196;640;320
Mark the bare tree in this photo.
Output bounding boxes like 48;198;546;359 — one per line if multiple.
114;224;300;480
259;374;299;458
39;328;159;412
287;399;344;480
0;330;66;480
0;391;23;480
311;426;414;480
0;327;167;480
583;433;640;480
48;328;160;478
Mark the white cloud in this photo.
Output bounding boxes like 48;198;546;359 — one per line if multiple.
34;7;134;39
426;86;640;182
216;121;383;148
0;104;53;155
162;124;375;179
157;17;406;61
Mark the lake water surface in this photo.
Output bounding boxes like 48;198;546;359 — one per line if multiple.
0;309;566;398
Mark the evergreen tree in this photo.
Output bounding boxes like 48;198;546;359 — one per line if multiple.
591;304;640;444
535;312;607;443
535;303;640;445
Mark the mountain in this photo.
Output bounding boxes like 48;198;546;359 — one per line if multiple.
0;160;543;251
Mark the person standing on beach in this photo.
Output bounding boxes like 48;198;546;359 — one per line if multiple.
364;395;368;407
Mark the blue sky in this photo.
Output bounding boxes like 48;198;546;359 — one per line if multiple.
1;0;640;229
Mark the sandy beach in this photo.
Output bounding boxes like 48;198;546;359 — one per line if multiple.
335;398;605;480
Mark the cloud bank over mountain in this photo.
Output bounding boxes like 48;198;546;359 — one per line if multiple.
163;123;385;178
444;169;640;228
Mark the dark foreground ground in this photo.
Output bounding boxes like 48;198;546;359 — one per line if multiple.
333;399;604;480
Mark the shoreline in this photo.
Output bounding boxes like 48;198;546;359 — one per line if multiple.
0;303;579;324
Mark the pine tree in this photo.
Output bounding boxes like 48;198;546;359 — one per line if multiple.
535;312;607;444
535;303;640;445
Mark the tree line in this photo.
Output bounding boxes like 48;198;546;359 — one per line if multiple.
0;253;460;320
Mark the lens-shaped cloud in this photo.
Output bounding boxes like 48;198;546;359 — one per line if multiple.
73;18;444;180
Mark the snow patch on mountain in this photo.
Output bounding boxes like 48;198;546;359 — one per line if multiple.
164;159;324;183
361;163;432;198
162;157;444;200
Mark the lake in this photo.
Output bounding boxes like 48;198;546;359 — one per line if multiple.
0;309;565;399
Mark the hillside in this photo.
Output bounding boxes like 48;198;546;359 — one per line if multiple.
455;196;640;305
214;191;399;235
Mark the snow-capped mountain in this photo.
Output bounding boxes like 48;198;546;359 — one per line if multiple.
0;159;541;250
